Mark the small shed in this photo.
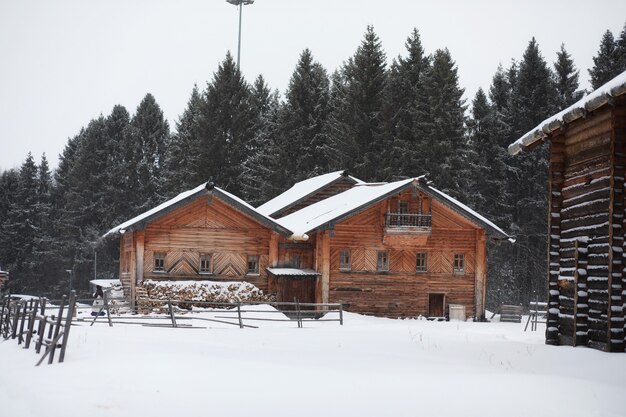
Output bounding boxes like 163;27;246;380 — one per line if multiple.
509;70;626;352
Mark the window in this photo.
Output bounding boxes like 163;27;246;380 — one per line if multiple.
454;253;464;273
377;251;389;272
199;254;212;274
416;252;427;272
154;252;165;272
247;255;259;275
339;250;351;271
398;201;409;214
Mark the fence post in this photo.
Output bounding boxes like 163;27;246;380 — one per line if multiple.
0;296;6;334
11;300;21;339
294;297;302;328
35;314;46;354
339;303;343;326
103;291;113;327
24;299;39;349
237;302;243;329
18;299;33;344
59;291;76;363
47;296;66;364
168;300;177;328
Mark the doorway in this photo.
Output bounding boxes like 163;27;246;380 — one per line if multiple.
428;293;445;317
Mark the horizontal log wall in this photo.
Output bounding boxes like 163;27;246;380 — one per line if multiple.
548;105;626;351
326;189;481;317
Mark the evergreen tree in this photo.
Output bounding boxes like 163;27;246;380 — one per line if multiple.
196;53;253;195
553;44;582;109
509;38;556;305
617;23;626;71
325;26;387;181
127;93;171;210
383;28;430;180
415;48;468;200
240;77;284;205
275;49;331;184
589;30;621;89
163;85;203;195
2;154;40;292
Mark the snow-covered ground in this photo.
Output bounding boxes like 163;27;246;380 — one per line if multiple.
1;308;625;417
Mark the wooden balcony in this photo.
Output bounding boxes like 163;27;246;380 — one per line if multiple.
385;213;431;228
384;213;431;244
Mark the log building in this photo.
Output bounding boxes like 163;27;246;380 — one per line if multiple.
509;70;626;352
105;171;510;319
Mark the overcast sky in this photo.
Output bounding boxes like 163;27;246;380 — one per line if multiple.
1;0;625;171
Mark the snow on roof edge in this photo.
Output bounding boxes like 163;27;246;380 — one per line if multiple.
256;170;364;217
425;185;512;241
103;182;292;238
509;70;626;155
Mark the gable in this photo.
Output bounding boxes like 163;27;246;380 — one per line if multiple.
151;195;272;230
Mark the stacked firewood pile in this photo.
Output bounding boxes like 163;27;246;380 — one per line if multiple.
139;280;274;311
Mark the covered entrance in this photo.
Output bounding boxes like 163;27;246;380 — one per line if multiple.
428;293;445;317
267;268;320;308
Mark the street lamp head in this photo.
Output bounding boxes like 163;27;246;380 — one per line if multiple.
226;0;254;5
65;270;72;274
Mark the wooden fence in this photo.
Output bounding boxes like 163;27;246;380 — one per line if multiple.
90;296;344;329
0;291;77;366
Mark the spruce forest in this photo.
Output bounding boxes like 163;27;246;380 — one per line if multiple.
1;24;626;309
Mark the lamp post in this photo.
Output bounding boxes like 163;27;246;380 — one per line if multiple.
65;269;72;292
226;0;254;69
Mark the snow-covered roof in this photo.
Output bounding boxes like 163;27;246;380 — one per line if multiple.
276;179;414;238
266;268;320;277
276;177;511;241
509;70;626;155
89;279;121;288
424;185;513;242
256;170;364;217
103;182;292;237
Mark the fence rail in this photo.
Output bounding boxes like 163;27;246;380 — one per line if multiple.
0;291;77;366
89;296;344;329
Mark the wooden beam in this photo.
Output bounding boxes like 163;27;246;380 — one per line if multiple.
321;231;330;304
474;229;487;320
134;231;145;311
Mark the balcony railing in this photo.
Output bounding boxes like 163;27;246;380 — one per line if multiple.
385;212;432;228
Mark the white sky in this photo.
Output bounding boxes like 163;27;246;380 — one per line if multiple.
0;0;624;171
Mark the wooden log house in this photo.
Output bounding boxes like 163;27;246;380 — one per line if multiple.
509;70;626;352
105;171;510;319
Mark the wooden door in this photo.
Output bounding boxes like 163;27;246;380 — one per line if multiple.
429;294;444;317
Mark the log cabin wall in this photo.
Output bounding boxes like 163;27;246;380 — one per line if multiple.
322;188;483;318
549;106;617;350
609;96;626;352
275;177;357;218
138;196;273;292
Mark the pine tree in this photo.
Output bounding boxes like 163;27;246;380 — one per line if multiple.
554;44;582;109
163;85;203;196
617;22;626;71
509;38;556;305
3;154;40;292
240;77;284;205
196;53;253;195
383;28;430;180
325;26;387;181
415;48;468;199
127;93;171;210
589;30;621;89
274;49;331;184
